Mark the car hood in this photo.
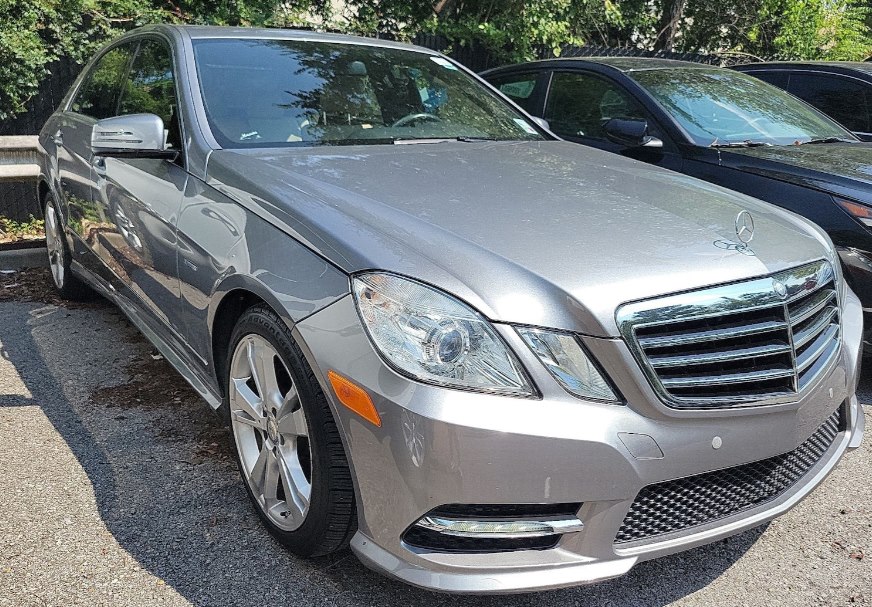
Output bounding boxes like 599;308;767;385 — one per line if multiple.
721;142;872;201
206;141;833;336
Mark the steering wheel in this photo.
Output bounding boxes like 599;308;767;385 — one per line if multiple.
392;112;442;128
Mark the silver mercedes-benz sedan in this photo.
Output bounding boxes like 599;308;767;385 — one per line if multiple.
37;25;864;593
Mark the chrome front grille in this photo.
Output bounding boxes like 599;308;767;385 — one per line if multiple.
617;261;841;408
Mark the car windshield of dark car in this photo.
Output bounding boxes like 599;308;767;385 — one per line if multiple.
192;38;544;147
630;68;854;146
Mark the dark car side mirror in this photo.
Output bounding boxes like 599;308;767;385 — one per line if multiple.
603;118;663;149
91;113;178;160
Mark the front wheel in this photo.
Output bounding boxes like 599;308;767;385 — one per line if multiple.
44;195;91;300
226;305;356;556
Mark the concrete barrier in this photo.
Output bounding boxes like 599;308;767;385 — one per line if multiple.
0;136;39;182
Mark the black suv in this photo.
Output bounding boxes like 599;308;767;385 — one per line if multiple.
733;62;872;141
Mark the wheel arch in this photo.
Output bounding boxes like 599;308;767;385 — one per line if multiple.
207;272;349;398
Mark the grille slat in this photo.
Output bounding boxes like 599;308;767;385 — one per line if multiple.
615;407;843;544
648;343;792;367
793;305;838;349
637;319;787;349
660;367;795;389
796;324;839;373
617;261;841;408
789;288;836;325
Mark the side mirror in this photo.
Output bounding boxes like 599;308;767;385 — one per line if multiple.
603;118;663;149
91;113;176;159
530;116;551;131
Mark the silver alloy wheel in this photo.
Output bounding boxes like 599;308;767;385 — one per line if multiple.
230;334;312;531
44;202;65;288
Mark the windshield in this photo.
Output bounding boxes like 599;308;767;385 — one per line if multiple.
192;39;545;147
630;68;854;146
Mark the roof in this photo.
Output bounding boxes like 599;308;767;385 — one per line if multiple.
127;24;437;54
483;56;716;75
568;57;711;71
735;61;872;77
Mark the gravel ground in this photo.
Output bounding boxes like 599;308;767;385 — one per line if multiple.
0;270;869;606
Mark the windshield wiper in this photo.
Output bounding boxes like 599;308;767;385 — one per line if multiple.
710;140;772;148
391;136;505;145
797;136;857;145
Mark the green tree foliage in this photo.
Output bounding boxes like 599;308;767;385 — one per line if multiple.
2;0;871;122
680;0;872;60
0;0;277;121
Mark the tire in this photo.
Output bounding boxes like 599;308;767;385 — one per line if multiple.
226;304;356;556
43;194;92;301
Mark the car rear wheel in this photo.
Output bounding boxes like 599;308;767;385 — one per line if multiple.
44;195;91;300
226;305;356;556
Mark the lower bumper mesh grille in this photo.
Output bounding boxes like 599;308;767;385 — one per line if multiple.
615;407;843;544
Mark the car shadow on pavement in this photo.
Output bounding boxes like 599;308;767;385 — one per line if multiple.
0;297;764;607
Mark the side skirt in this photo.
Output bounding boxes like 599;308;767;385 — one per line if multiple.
70;259;224;412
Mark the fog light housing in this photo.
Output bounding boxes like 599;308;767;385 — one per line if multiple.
417;516;583;538
403;504;583;553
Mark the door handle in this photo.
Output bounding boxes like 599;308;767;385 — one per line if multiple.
51;130;64;147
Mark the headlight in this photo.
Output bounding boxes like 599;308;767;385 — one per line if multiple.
352;273;533;396
836;198;872;228
517;328;618;402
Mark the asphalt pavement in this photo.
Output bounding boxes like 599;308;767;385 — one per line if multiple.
0;284;869;606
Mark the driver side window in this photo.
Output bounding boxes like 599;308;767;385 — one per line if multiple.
71;44;134;119
118;39;182;153
545;72;647;140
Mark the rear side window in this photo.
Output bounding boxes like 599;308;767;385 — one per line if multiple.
118;39;182;150
743;70;789;89
71;44;134;119
788;73;870;134
489;73;540;113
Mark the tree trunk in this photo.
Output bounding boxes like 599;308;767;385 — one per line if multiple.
654;0;687;51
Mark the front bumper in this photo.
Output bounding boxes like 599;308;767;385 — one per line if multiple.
293;289;865;594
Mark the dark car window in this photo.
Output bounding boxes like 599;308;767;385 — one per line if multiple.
71;44;134;119
788;73;870;134
631;68;852;146
191;39;545;147
488;72;540;113
743;70;789;89
118;39;182;151
544;72;647;140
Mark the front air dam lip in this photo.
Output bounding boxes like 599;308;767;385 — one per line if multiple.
350;532;638;594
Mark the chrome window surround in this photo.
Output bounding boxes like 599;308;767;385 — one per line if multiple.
616;260;841;409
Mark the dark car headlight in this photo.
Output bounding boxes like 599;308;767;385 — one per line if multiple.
835;198;872;229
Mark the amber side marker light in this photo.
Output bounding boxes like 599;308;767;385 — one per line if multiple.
327;370;381;427
836;199;872;228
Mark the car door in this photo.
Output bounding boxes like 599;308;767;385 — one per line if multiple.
787;72;872;141
58;42;135;277
542;70;683;171
91;37;188;331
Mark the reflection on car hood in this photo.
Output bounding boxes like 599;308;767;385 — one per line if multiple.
721;142;872;200
207;141;832;336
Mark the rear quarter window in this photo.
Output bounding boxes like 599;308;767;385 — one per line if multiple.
788;72;870;134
